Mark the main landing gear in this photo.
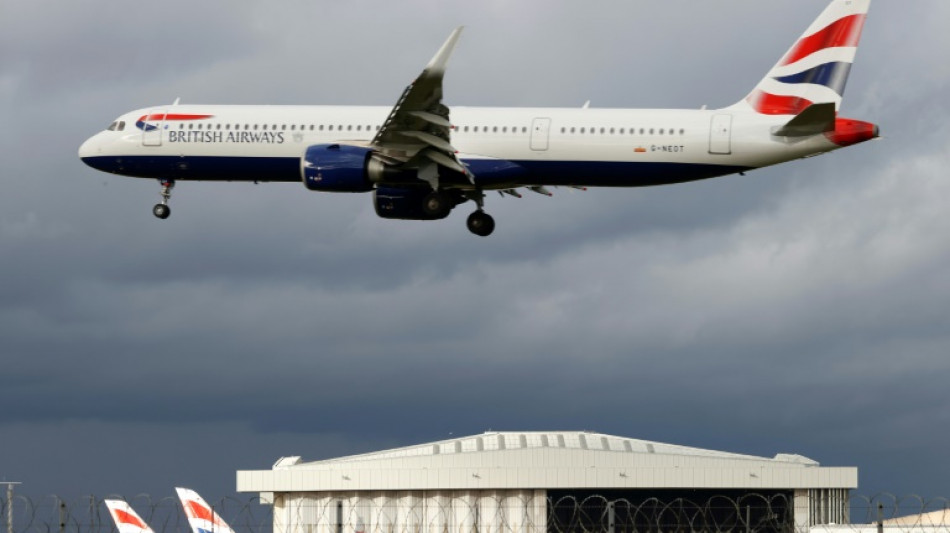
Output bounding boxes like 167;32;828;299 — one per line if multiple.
152;179;174;219
464;189;495;237
422;189;495;237
467;210;495;237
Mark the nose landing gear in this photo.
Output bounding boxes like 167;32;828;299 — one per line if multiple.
153;179;175;219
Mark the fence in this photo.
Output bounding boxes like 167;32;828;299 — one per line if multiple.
0;494;947;533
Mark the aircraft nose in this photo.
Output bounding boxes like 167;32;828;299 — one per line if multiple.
78;134;112;172
78;135;100;160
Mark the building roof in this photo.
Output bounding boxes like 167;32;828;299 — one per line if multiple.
237;431;857;493
303;431;819;466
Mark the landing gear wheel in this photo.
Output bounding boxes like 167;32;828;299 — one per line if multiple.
153;179;175;220
422;191;451;218
153;203;171;219
467;210;495;237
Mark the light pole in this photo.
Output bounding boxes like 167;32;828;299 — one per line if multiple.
3;482;22;533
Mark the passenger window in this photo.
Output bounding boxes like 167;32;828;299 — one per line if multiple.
254;124;259;130
502;127;508;133
328;125;334;131
580;127;585;134
347;125;352;131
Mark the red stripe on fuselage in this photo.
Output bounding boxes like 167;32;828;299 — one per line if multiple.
139;114;214;122
781;14;866;66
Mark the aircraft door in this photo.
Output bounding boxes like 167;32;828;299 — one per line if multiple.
530;117;551;151
709;114;732;155
141;109;165;147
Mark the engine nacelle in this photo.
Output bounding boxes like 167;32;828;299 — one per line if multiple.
301;144;374;192
374;187;464;220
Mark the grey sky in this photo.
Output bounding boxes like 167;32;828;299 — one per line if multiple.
2;0;949;506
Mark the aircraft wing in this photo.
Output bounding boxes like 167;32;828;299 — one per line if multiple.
370;27;470;187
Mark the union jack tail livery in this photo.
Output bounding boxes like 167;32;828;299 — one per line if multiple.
175;488;237;533
104;500;156;533
740;0;870;115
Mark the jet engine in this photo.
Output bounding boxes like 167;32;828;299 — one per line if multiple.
301;144;374;192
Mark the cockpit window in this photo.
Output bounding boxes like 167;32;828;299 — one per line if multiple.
117;121;126;131
107;121;118;131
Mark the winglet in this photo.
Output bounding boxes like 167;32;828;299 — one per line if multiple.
773;102;836;137
424;27;464;76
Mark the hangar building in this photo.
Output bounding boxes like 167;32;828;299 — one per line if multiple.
237;431;857;533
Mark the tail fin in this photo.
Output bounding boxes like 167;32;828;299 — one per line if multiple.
175;488;237;533
737;0;871;115
103;500;156;533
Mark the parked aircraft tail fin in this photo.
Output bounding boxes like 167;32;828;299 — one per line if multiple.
104;500;156;533
175;487;237;533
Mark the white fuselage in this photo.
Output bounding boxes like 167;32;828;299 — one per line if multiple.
79;104;841;188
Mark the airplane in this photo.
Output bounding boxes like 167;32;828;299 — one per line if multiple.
175;487;237;533
78;0;878;237
103;499;156;533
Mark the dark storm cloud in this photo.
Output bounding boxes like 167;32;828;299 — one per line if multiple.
1;0;949;505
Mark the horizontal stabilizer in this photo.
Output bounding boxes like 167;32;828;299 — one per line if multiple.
773;102;836;137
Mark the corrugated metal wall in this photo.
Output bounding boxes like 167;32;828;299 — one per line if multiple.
273;490;547;533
